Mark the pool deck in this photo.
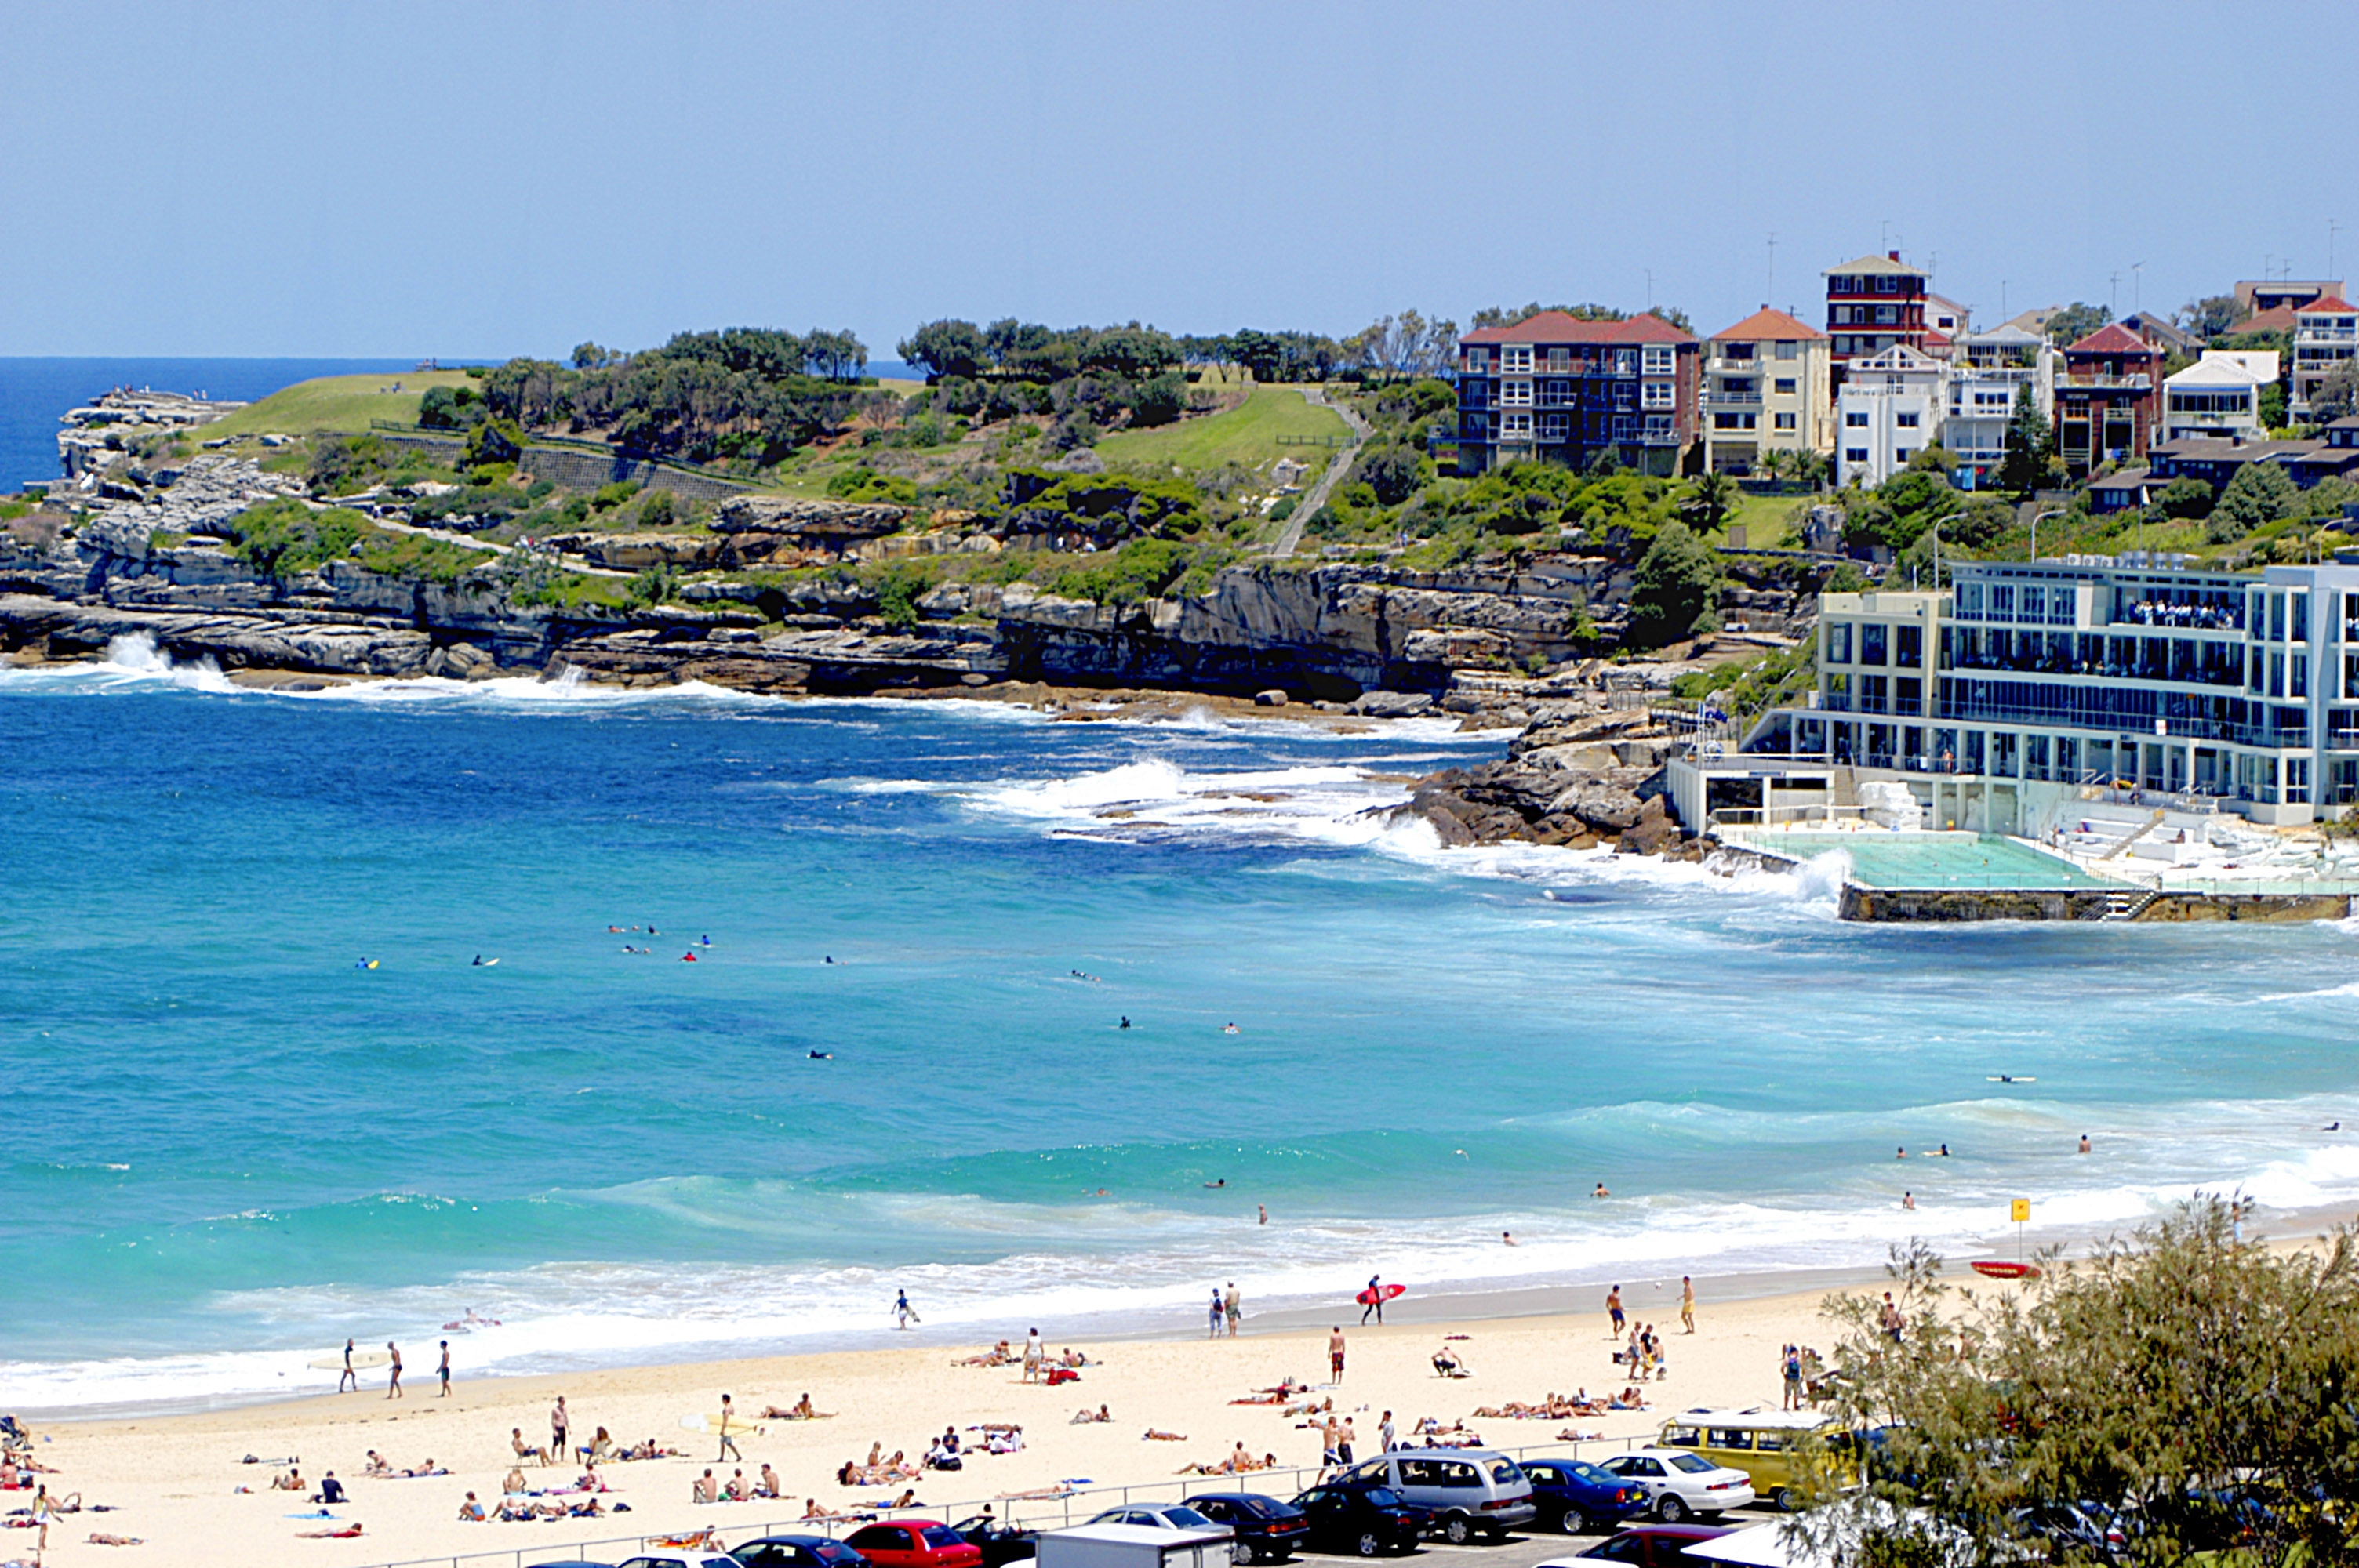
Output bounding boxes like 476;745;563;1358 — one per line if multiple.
1718;828;2351;923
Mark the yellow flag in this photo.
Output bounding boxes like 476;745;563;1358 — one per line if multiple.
2010;1199;2030;1223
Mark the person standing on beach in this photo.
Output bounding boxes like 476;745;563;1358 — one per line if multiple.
1781;1345;1803;1410
1329;1326;1346;1384
1023;1327;1044;1381
552;1396;570;1464
1606;1285;1625;1336
718;1394;743;1462
1361;1274;1384;1326
1225;1283;1241;1338
1681;1277;1696;1334
438;1339;451;1398
1379;1410;1396;1452
1209;1289;1225;1338
386;1341;402;1399
339;1337;358;1393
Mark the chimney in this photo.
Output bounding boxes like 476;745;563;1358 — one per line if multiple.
1888;250;1901;263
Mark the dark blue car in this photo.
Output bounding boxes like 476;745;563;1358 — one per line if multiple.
1517;1458;1650;1534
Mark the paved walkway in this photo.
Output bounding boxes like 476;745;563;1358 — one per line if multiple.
1269;386;1371;558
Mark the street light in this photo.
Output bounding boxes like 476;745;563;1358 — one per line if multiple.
2030;508;2063;563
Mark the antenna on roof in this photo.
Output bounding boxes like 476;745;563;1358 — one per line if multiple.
1767;234;1777;307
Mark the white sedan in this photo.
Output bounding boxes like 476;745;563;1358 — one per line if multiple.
1595;1449;1757;1522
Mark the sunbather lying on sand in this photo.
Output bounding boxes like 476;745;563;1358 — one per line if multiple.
954;1341;1015;1367
804;1497;849;1519
296;1523;364;1538
1142;1428;1187;1442
764;1395;834;1420
1071;1405;1112;1425
85;1532;143;1546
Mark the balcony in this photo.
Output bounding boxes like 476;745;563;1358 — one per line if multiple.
2297;325;2358;342
1704;390;1763;408
2060;374;2154;390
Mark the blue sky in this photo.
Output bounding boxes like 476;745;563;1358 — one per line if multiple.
2;1;2344;359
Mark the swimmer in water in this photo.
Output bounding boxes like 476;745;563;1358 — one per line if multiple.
2329;1122;2343;1131
1223;1023;1240;1035
809;1050;832;1060
1119;1016;1131;1029
1205;1178;1226;1188
472;955;485;966
681;952;698;963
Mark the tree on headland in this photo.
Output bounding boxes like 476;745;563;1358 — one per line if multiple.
2207;460;2299;541
1797;1198;2359;1568
1625;519;1720;644
571;342;614;371
897;320;990;381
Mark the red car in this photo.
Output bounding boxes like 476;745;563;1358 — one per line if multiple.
844;1520;985;1568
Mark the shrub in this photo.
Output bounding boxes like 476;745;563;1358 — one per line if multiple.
1353;446;1425;506
637;489;675;528
1268;496;1298;523
1624;520;1720;646
1131;372;1187;428
2207;462;2299;541
1045;538;1196;604
2154;475;2214;519
591;480;641;510
218;497;367;578
874;563;925;630
463;418;524;468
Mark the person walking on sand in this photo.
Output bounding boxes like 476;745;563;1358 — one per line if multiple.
1209;1289;1225;1338
1338;1416;1357;1465
1681;1277;1696;1334
438;1339;451;1397
552;1396;570;1464
1782;1345;1803;1410
1361;1274;1384;1326
1606;1285;1625;1336
1023;1327;1044;1382
339;1337;358;1393
386;1340;402;1399
1225;1283;1241;1338
718;1393;743;1462
1329;1326;1346;1384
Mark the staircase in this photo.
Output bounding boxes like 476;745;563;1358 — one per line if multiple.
2098;888;2163;922
2096;808;2169;861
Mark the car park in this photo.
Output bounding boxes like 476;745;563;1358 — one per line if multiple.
1188;1493;1310;1562
1540;1523;1738;1568
1288;1483;1429;1557
845;1520;988;1568
1086;1508;1241;1565
734;1537;875;1568
1334;1450;1537;1541
1594;1451;1755;1523
1518;1459;1651;1534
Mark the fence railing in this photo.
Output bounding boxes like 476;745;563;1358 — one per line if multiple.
343;1436;1636;1568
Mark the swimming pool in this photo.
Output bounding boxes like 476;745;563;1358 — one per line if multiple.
1736;832;2116;890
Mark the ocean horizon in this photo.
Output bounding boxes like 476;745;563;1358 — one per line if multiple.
6;640;2358;1416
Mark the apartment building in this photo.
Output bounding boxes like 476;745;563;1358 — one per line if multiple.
2160;350;2279;443
2291;295;2357;417
1455;312;1699;477
1946;325;2057;485
1834;343;1946;487
1771;555;2359;828
1698;307;1832;474
2236;278;2345;315
1824;252;1932;371
2055;325;2165;475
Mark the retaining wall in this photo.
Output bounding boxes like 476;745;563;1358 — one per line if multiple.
1840;886;2351;923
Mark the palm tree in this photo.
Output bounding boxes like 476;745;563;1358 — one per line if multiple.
1682;470;1739;533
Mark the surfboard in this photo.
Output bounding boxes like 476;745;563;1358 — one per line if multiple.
1986;1076;2038;1083
308;1352;392;1371
1354;1284;1407;1305
1970;1261;2042;1280
678;1414;763;1436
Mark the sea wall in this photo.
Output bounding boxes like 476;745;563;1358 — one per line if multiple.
1838;886;2352;922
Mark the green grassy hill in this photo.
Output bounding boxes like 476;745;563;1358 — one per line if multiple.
1096;385;1347;472
201;371;478;438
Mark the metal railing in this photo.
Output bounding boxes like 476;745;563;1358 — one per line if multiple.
341;1436;1637;1568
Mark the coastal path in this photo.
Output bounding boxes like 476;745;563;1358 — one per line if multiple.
1268;386;1372;558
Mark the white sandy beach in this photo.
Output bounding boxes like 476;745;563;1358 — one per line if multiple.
8;1276;1852;1568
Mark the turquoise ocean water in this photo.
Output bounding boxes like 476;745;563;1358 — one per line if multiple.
6;641;2359;1415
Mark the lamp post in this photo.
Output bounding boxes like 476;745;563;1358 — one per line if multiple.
2030;508;2063;564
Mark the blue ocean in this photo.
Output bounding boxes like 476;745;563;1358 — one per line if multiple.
7;648;2359;1415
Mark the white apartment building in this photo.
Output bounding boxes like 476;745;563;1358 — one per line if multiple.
2292;295;2357;417
1836;343;1947;487
1945;325;2056;485
2161;350;2280;443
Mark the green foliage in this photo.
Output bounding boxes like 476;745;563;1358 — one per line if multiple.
0;499;31;523
2154;475;2215;519
823;466;920;506
635;488;675;528
417;383;480;430
305;433;386;495
1130;372;1187;428
352;530;494;584
1001;470;1204;540
625;564;679;608
1844;470;1960;552
218;497;366;578
1670;638;1816;718
1680;470;1739;532
591;480;641;510
525;478;555;501
1044;538;1200;604
1801;1200;2359;1568
1998;383;2056;493
899;319;990;380
1353;446;1426;506
572;342;613;370
1904;443;1957;475
2179;294;2245;338
2309;358;2359;424
2207;461;2300;542
463;418;524;467
1625;520;1720;646
409;483;522;529
874;561;927;630
2045;301;2110;346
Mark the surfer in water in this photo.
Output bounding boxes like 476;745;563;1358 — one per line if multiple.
1119;1016;1131;1029
809;1050;832;1060
895;1290;918;1329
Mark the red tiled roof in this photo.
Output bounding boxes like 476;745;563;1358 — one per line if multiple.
1462;310;1695;346
2065;322;2159;357
2299;295;2357;314
1708;307;1825;343
2234;305;2299;335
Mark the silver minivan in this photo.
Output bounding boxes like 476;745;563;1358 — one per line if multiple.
1338;1450;1536;1542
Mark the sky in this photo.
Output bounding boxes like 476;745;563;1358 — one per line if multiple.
2;0;2347;360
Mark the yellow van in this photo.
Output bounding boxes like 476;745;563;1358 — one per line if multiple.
1655;1408;1863;1511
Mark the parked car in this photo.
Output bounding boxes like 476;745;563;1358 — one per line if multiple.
532;1563;623;1568
1654;1409;1864;1512
1087;1505;1241;1564
1335;1450;1537;1541
735;1537;874;1568
1518;1458;1651;1534
952;1515;1044;1567
2009;1502;2131;1561
622;1555;740;1568
845;1520;987;1568
1189;1493;1310;1562
1539;1523;1737;1568
1594;1451;1755;1523
1288;1483;1429;1557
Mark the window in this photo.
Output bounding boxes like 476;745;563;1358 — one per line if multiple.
1775;377;1797;394
1500;378;1532;406
1896;412;1920;428
1713;412;1757;430
1724;342;1755;361
1875;306;1898;325
1775;412;1796;430
1546;347;1570;372
1642;345;1675;375
1539;412;1568;439
1464;349;1487;372
1897;624;1921;663
1641;379;1675;409
1501;411;1532;437
1846;411;1868;427
1615;348;1640;376
1862;623;1888;665
1828;623;1852;662
1502;346;1532;373
1846;447;1869;463
1896;447;1914;463
1776;340;1800;360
